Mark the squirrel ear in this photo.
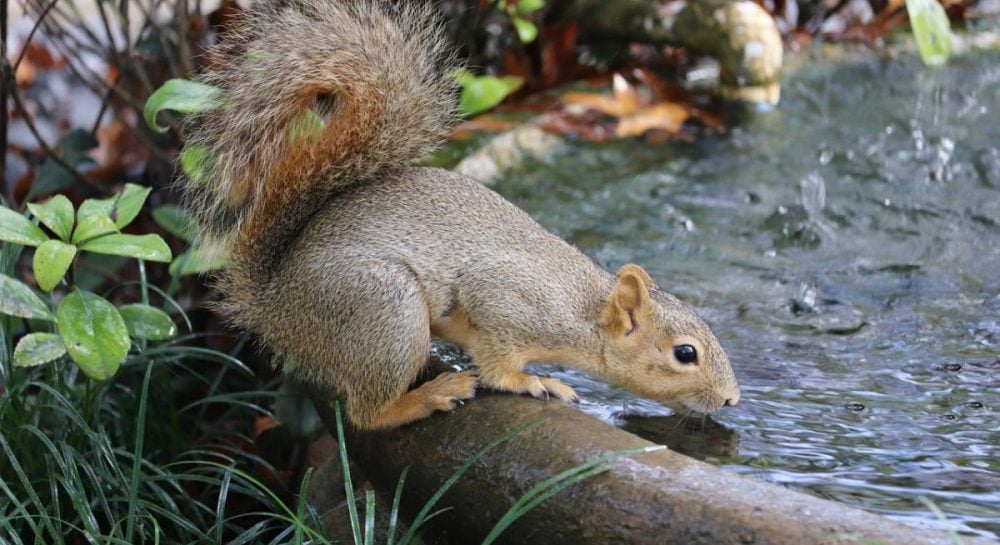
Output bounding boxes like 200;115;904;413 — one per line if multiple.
602;264;655;338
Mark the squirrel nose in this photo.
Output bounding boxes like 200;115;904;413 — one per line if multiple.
724;393;740;407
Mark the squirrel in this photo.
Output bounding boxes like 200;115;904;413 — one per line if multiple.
181;0;741;430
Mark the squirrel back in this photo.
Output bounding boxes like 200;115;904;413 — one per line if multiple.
183;0;458;285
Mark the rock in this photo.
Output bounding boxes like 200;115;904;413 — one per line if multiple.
454;124;565;185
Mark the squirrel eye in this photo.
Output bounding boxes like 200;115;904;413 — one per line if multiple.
673;344;698;365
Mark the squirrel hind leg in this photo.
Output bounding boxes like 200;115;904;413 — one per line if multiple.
360;371;477;430
295;261;438;429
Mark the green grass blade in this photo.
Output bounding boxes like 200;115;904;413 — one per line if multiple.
386;466;409;545
214;467;233;544
918;496;964;545
364;489;376;545
334;402;364;545
481;445;665;545
293;466;315;545
397;419;546;545
125;363;154;542
0;434;61;542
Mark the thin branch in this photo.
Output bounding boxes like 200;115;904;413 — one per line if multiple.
42;23;147;113
178;0;193;77
2;0;10;204
133;0;181;78
95;0;123;71
2;57;96;190
13;0;60;71
90;84;113;135
40;37;174;162
32;0;106;55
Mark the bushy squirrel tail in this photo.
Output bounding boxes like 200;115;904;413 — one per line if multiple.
183;0;458;280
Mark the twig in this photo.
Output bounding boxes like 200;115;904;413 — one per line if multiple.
27;0;107;58
34;0;106;55
39;29;177;161
178;0;193;77
39;33;173;161
94;0;123;73
2;0;9;204
132;0;181;79
13;0;60;70
2;57;96;190
41;23;147;112
90;85;113;135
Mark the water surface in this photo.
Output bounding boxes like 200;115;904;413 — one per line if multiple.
481;51;1000;538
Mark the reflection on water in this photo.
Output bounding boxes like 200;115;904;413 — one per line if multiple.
620;414;741;461
481;51;1000;538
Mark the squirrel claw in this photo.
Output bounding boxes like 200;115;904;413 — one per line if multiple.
422;371;477;412
539;377;578;404
482;372;578;404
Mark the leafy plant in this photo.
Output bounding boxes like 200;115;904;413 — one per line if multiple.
143;80;231;277
495;0;546;43
144;78;227;133
0;323;289;544
455;70;525;117
151;204;229;278
0;184;174;379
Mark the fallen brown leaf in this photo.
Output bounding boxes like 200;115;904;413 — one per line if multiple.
616;102;690;138
451;116;519;139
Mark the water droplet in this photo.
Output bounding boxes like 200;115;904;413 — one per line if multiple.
800;172;826;217
791;283;818;315
845;402;865;412
942;414;957;420
965;401;983;409
943;363;962;372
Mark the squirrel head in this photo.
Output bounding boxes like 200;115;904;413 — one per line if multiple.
599;264;740;414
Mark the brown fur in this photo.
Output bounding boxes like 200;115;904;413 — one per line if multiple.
182;0;740;430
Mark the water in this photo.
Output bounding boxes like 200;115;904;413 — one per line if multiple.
471;51;1000;538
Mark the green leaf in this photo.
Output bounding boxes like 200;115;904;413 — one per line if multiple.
27;195;74;241
77;184;152;229
81;234;172;263
57;290;129;380
152;205;196;242
144;78;226;133
32;240;77;292
907;0;951;66
14;333;66;367
289;109;325;144
511;16;538;43
0;207;49;247
119;304;177;341
517;0;545;13
0;273;54;320
179;145;213;185
26;130;99;201
169;246;229;276
58;129;100;155
456;71;524;117
71;214;118;245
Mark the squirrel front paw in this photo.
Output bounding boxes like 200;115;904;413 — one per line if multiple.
481;371;578;403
